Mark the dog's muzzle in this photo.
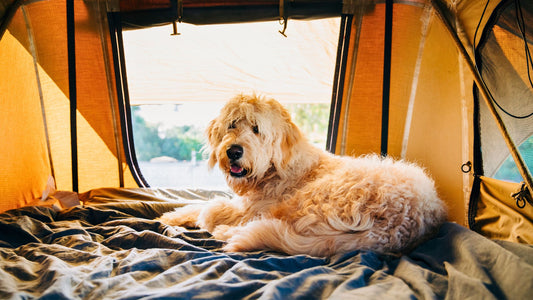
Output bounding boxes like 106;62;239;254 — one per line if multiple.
226;145;248;177
227;145;243;160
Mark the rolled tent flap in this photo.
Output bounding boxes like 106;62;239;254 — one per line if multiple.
117;0;343;27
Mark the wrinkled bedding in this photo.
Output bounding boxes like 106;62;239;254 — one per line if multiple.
0;188;532;299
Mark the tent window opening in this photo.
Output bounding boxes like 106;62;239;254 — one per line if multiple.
122;18;340;189
474;0;533;183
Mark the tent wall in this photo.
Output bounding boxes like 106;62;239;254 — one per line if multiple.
1;0;526;228
475;0;533;178
0;26;50;211
333;1;489;225
0;0;137;212
329;0;529;226
0;0;345;213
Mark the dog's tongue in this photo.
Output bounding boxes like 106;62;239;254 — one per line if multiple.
231;165;243;174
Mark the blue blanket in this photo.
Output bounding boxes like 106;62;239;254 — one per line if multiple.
0;189;532;299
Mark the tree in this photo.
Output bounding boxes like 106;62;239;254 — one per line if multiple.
131;107;162;161
131;106;204;161
286;103;329;146
131;103;331;161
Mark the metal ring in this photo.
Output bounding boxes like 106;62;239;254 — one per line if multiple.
461;161;472;173
517;197;526;209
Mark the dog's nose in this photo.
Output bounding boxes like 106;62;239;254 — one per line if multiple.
227;145;243;160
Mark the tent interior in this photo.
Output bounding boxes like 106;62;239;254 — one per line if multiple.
0;0;532;298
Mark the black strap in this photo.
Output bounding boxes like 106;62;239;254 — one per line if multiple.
67;0;78;192
327;14;353;154
381;0;393;157
467;175;482;230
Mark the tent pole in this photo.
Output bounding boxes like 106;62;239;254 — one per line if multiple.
430;0;533;195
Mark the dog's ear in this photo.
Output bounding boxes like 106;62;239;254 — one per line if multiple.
208;152;217;169
279;120;303;168
206;119;218;169
281;122;299;150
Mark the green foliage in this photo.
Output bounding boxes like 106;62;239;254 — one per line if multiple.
285;103;329;145
131;107;162;161
131;106;204;161
131;103;330;161
131;103;532;184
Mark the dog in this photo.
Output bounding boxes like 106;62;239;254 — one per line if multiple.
157;94;447;256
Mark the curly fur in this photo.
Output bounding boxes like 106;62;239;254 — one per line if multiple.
157;94;447;256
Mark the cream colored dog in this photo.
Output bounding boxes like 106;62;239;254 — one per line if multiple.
157;94;447;256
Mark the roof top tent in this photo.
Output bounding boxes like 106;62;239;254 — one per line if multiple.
0;0;532;241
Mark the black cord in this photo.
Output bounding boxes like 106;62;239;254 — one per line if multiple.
473;0;490;57
515;0;533;90
473;0;533;119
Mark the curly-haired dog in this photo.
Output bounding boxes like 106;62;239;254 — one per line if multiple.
157;94;447;256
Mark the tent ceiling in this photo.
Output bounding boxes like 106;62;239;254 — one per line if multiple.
117;0;343;28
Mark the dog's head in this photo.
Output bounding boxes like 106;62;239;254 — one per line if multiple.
206;94;304;194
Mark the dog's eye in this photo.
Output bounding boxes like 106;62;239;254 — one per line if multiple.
252;125;259;134
228;121;237;129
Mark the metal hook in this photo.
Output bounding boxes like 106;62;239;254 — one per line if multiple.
512;182;533;209
279;17;288;37
171;21;181;36
171;0;183;36
278;0;288;37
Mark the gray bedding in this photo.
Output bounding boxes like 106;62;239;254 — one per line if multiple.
0;188;532;299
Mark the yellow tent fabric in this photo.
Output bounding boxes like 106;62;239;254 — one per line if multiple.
0;0;137;212
470;176;533;243
335;2;477;225
0;0;531;240
0;29;50;210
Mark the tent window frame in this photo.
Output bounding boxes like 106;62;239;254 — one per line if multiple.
473;0;533;180
327;14;351;154
107;12;346;188
108;12;149;188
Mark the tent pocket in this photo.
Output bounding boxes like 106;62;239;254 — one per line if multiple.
469;175;533;244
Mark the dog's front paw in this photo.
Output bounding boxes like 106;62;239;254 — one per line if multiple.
222;242;244;253
223;238;264;253
211;225;234;240
222;230;264;253
223;237;252;253
156;205;203;228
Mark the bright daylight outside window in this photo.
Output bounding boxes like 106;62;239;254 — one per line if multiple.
122;18;340;189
